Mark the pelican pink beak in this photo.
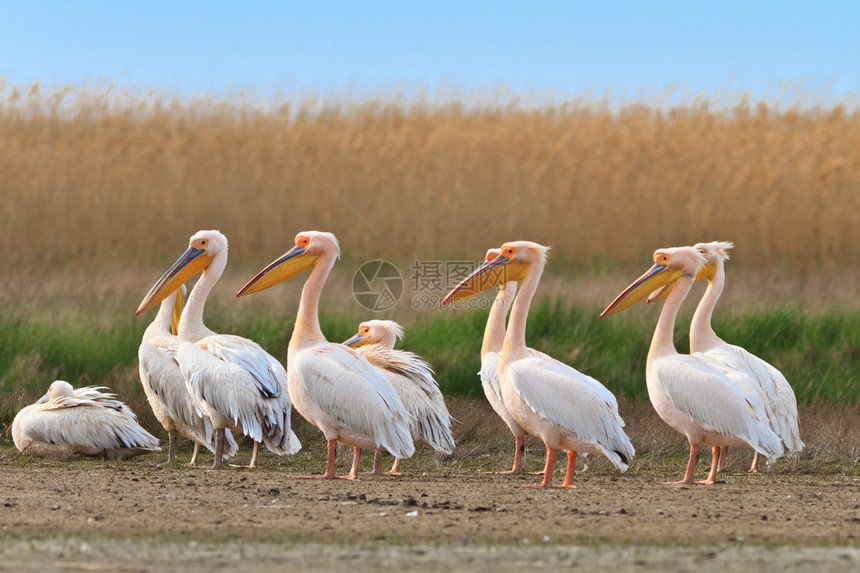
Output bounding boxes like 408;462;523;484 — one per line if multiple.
137;246;214;316
236;244;319;297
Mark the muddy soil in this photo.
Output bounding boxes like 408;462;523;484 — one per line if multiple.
0;447;858;572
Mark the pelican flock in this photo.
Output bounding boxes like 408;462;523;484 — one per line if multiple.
343;319;455;475
11;228;805;493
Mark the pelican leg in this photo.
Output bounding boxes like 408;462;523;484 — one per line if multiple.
212;429;225;469
748;451;760;473
718;446;728;471
486;436;525;475
658;443;699;485
344;447;361;480
249;441;260;468
297;439;339;479
372;449;384;475
387;458;402;476
695;446;719;485
555;450;577;488
519;446;557;488
158;431;178;467
188;443;200;467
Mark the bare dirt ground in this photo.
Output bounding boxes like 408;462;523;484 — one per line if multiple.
1;400;858;572
1;449;859;571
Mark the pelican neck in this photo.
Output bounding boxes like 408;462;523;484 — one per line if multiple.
502;265;542;362
290;252;337;349
648;272;694;365
482;281;517;358
178;252;225;344
690;261;726;353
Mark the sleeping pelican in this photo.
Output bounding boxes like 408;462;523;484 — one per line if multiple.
648;241;803;472
343;319;455;475
139;285;238;466
444;241;634;488
12;381;160;459
236;231;414;479
600;246;785;484
137;230;301;469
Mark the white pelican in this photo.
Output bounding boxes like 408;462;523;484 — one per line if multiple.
600;246;785;484
444;241;634;488
138;285;238;466
648;241;803;472
343;319;455;475
137;230;301;469
236;231;414;479
476;249;530;474
12;381;160;459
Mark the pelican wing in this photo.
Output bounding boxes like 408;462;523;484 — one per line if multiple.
479;352;526;438
504;355;635;470
180;338;299;455
653;354;784;457
386;371;455;454
718;344;803;453
529;354;623;424
138;342;236;455
358;345;438;397
355;346;455;455
293;344;414;459
198;334;284;399
19;400;160;452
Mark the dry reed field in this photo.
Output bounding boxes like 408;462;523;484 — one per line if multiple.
2;81;859;272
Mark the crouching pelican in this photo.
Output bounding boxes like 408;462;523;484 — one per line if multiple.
137;230;301;469
344;319;455;475
444;241;634;488
12;381;160;459
236;231;414;479
600;246;785;484
139;285;238;466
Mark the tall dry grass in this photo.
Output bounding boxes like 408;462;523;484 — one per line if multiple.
2;81;859;272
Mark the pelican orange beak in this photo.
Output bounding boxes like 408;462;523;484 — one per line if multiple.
137;247;214;316
645;263;716;305
599;262;684;319
236;245;320;297
441;253;528;306
343;333;367;347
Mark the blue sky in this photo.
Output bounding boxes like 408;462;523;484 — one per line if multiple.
2;1;858;105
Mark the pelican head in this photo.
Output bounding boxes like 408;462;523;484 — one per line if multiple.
137;230;225;316
599;246;705;319
442;241;548;306
343;320;404;349
236;231;340;297
645;241;734;305
37;380;75;404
